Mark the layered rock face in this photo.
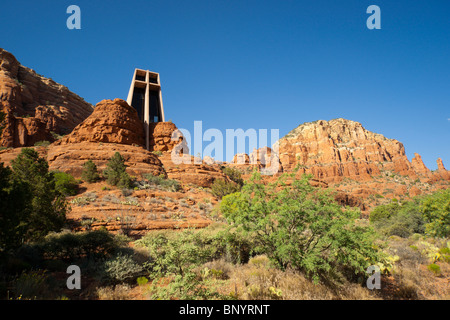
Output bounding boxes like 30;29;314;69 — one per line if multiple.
277;118;419;182
56;99;145;147
0;48;93;147
48;142;166;179
149;121;188;153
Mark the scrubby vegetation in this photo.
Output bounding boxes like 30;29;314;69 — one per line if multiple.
369;189;449;238
0;150;448;300
141;174;181;192
52;171;78;196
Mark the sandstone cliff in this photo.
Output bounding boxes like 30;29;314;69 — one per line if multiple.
0;48;93;147
278;118;424;182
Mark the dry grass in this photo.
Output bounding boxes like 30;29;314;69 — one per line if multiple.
96;284;133;300
202;255;378;300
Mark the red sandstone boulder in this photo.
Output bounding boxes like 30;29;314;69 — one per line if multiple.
56;99;145;147
149;121;188;153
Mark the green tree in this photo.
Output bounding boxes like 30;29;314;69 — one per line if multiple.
81;160;100;183
103;152;132;189
0;163;32;253
421;189;450;238
10;148;67;242
220;172;383;282
369;199;425;238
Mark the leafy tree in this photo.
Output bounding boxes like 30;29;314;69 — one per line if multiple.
219;172;383;282
0;163;32;253
81;160;100;183
370;199;425;238
421;188;450;238
103;152;132;189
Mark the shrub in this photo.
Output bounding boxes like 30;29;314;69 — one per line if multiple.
221;167;244;186
34;141;51;147
427;263;441;275
32;229;121;261
370;189;449;238
369;199;425;238
101;252;143;284
220;172;384;283
12;270;49;299
81;160;100;183
143;174;181;192
52;171;78;196
211;179;241;199
136;276;149;286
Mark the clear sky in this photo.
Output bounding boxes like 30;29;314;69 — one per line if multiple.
1;0;449;167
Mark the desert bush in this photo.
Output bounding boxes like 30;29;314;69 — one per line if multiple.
31;229;121;261
211;179;241;199
97;284;132;300
221;167;244;186
220;172;384;283
427;263;441;275
100;252;143;284
52;171;78;196
34;141;51;147
143;174;181;192
370;189;449;238
12;270;49;300
81;160;100;183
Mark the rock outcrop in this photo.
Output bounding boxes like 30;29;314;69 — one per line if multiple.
149;121;188;153
0;48;93;147
56;99;145;147
277;118;417;182
48;142;166;179
411;153;430;176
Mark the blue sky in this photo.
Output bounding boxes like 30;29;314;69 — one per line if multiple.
1;0;449;167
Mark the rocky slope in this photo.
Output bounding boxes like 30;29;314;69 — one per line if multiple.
0;48;93;147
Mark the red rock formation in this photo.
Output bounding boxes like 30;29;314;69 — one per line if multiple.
149;121;188;153
277;118;417;182
0;111;53;147
437;158;447;171
158;153;229;188
428;158;450;183
48;142;166;179
411;153;430;176
56;99;145;147
0;48;93;147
